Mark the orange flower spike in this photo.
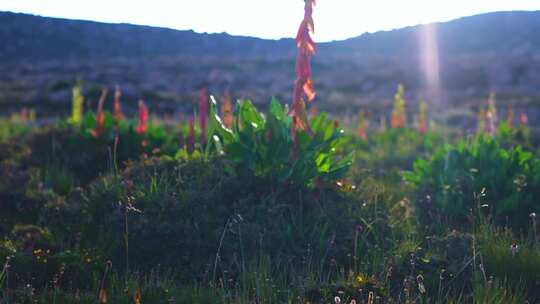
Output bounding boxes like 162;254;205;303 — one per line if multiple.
358;111;368;141
291;98;313;135
303;78;316;101
506;106;514;128
136;100;149;134
92;88;108;137
477;108;486;134
418;102;427;135
391;84;406;128
113;85;123;121
133;290;142;304
221;91;234;128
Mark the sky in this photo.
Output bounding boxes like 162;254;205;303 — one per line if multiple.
1;0;540;41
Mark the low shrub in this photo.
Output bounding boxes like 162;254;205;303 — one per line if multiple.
404;136;540;232
42;156;365;283
199;98;353;187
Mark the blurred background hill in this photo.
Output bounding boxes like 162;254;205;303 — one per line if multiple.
1;10;539;124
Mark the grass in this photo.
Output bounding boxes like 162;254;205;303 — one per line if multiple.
1;92;540;303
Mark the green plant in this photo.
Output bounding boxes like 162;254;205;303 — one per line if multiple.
404;135;540;232
0;117;32;143
471;276;526;304
478;224;540;301
205;98;353;187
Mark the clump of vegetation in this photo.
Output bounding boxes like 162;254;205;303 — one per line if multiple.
405;135;540;232
202;98;353;187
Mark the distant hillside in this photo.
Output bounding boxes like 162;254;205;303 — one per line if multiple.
327;11;540;57
1;11;539;62
1;10;540;126
0;11;294;62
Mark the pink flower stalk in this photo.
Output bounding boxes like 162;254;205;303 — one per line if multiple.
520;112;529;126
136;100;149;134
20;107;29;122
114;85;124;121
358;112;368;141
187;116;195;154
289;0;316;130
477;108;486;134
199;88;209;145
485;111;495;137
418;117;426;135
91;88;108;137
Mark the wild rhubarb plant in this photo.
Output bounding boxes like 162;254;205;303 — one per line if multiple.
205;97;353;187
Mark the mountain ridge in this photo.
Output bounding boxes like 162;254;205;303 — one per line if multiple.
2;10;540;62
1;10;539;120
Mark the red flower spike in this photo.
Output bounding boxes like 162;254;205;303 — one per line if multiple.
303;78;316;101
136;100;148;134
290;0;317;130
91;88;108;138
199;88;209;146
113;85;123;121
290;98;314;136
